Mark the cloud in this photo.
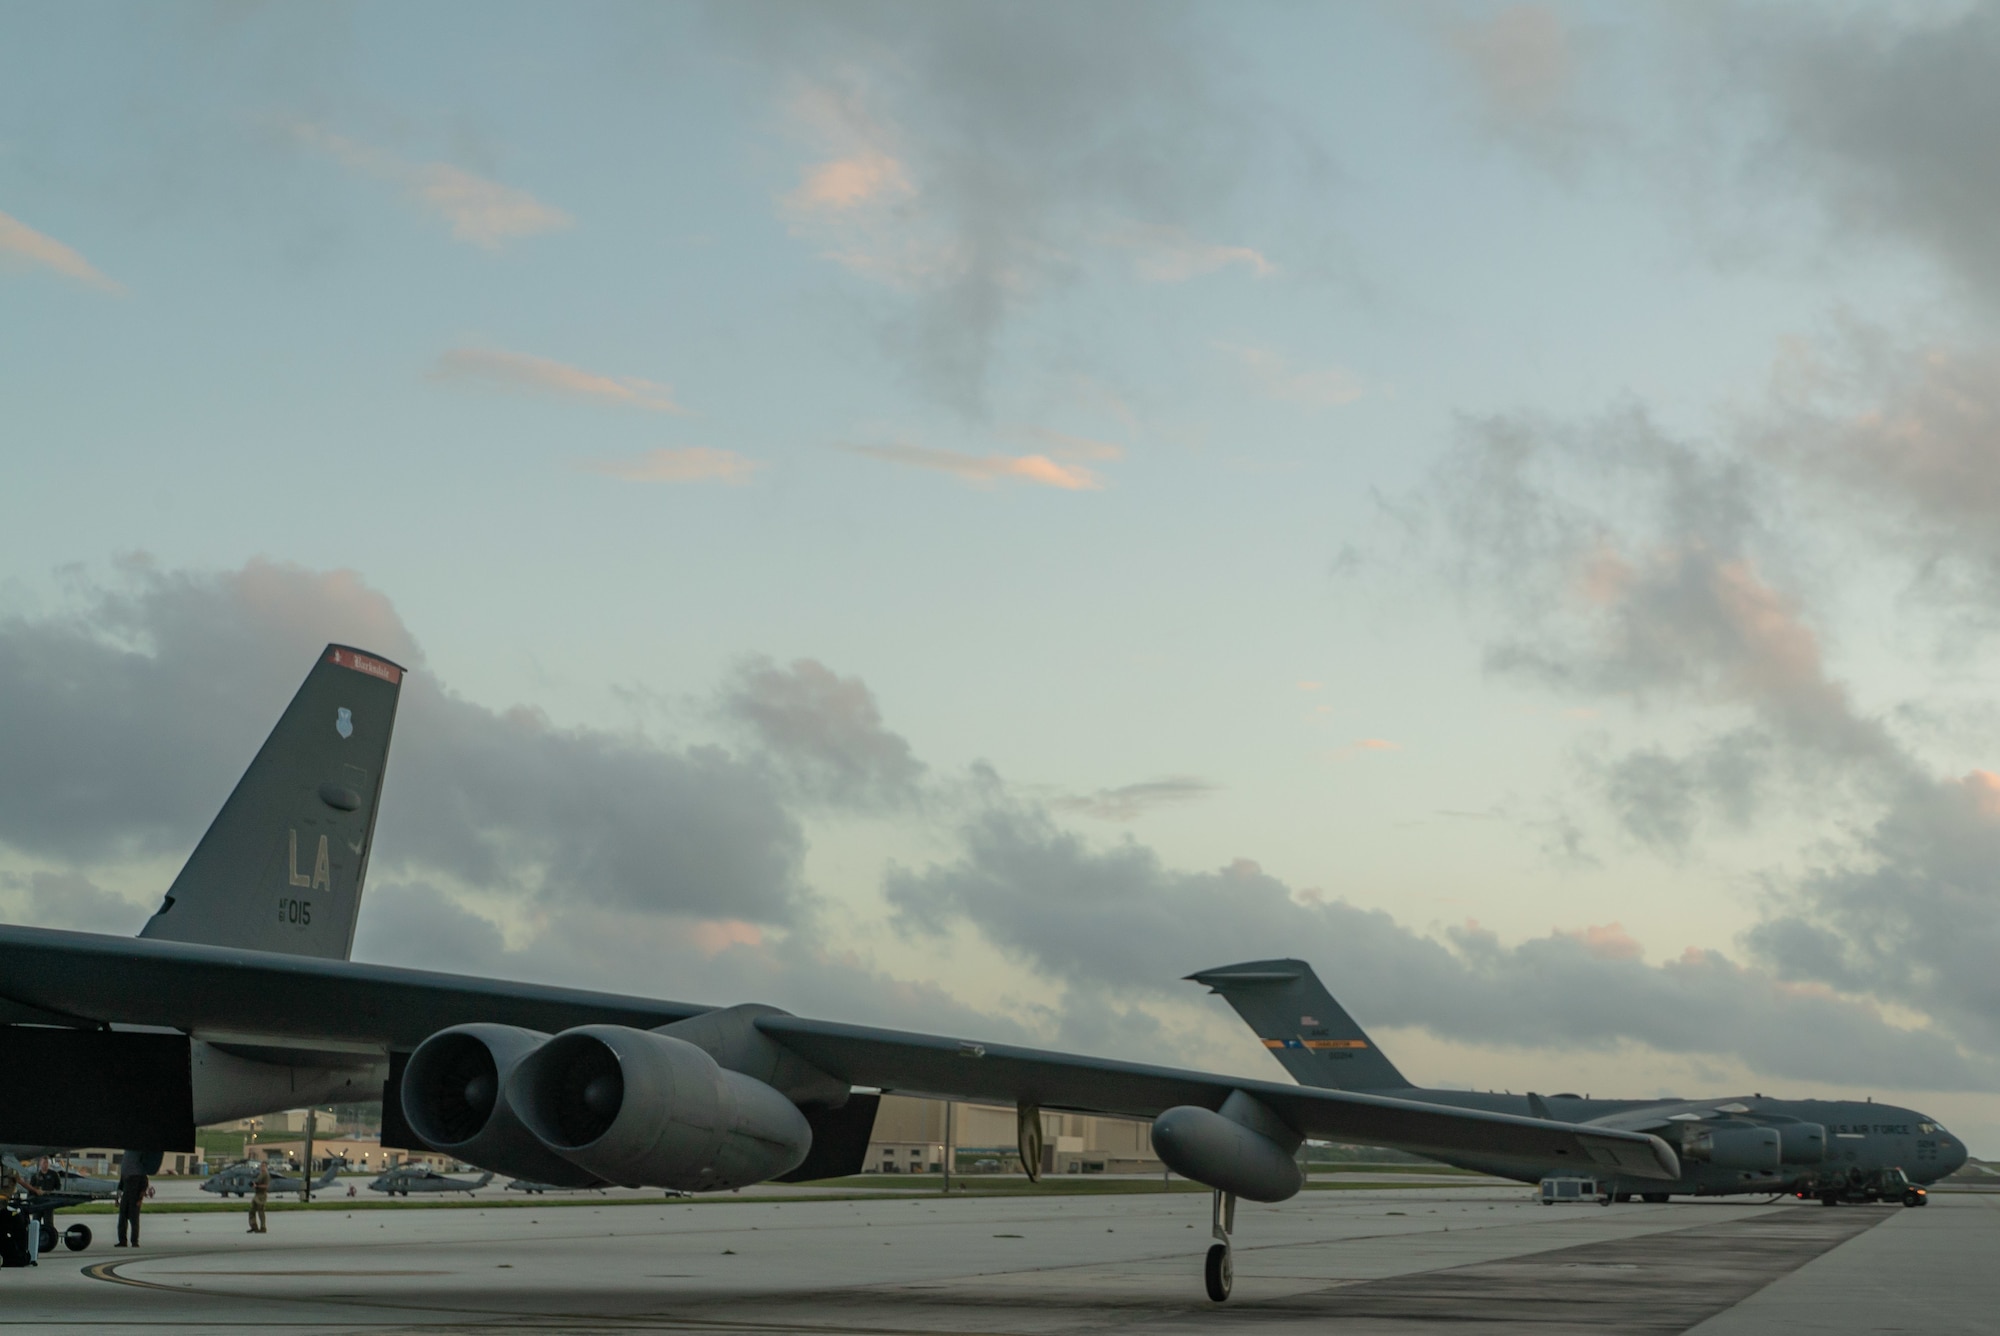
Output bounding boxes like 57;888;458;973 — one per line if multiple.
1755;330;2000;614
1222;343;1364;409
0;210;124;294
837;441;1103;490
1013;426;1124;463
0;870;149;936
1449;4;1573;123
430;348;687;414
578;447;764;484
1110;224;1275;283
0;560;808;927
884;802;1993;1088
786;146;914;214
723;3;1263;412
719;657;925;810
295;124;572;250
1751;769;2000;1052
1053;776;1216;823
1438;407;1895;783
1748;7;2000;306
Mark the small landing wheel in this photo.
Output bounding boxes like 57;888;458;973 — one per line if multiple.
1204;1242;1233;1302
38;1222;56;1255
63;1224;90;1252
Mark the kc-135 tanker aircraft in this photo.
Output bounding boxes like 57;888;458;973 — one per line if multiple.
0;646;1960;1301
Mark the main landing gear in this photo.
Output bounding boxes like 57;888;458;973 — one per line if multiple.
1205;1189;1236;1302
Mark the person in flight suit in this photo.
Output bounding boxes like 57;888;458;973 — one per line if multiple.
115;1151;149;1248
248;1161;270;1234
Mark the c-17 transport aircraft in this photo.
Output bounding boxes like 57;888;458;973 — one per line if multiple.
1191;960;1968;1207
0;646;1689;1302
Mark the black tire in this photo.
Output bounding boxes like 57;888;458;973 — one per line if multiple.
1902;1190;1922;1208
1641;1193;1669;1204
1614;1192;1633;1203
63;1224;90;1252
38;1222;56;1255
1204;1243;1232;1302
1820;1193;1839;1207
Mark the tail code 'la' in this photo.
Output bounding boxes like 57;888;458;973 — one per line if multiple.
139;645;404;961
1187;958;1412;1091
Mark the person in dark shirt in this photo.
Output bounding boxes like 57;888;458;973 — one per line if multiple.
116;1150;149;1248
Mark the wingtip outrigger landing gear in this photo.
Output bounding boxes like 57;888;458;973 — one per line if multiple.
1205;1189;1236;1302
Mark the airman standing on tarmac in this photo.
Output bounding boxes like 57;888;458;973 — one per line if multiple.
247;1161;269;1234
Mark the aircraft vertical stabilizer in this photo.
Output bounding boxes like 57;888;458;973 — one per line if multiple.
139;644;404;960
1187;958;1412;1091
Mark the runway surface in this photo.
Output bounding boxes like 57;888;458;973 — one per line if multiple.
9;1185;1997;1333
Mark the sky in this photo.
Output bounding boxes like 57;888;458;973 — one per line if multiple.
8;1;2000;1150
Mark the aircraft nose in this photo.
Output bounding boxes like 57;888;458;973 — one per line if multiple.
1943;1136;1969;1175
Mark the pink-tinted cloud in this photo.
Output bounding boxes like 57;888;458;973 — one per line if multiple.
1015;426;1125;463
1561;921;1643;961
1114;225;1275;282
1449;4;1572;121
838;441;1103;490
431;348;686;414
0;210;123;294
788;148;913;213
296;124;572;250
579;447;765;485
687;918;765;956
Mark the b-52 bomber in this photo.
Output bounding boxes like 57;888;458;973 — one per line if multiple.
0;644;1710;1302
200;1160;341;1198
367;1165;493;1196
1192;959;1968;1208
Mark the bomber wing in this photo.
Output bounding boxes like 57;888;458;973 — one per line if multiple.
755;1015;1677;1180
0;925;1676;1181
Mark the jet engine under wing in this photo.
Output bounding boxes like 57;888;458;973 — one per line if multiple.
753;1015;1680;1181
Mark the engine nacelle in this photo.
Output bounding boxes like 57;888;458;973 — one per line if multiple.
1151;1090;1304;1203
1778;1123;1826;1165
1684;1126;1781;1171
401;1024;603;1187
508;1025;812;1191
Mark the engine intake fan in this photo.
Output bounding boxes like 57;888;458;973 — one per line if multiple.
509;1025;812;1191
401;1024;604;1188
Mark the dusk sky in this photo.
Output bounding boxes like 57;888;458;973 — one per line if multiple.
9;3;2000;1150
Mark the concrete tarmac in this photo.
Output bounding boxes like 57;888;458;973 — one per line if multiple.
8;1185;1996;1333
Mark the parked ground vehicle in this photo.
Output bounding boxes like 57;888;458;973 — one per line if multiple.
1802;1167;1929;1207
1539;1176;1611;1206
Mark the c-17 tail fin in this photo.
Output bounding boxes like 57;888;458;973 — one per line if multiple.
1187;958;1412;1091
139;645;404;961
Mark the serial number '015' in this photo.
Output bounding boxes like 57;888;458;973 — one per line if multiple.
277;896;312;927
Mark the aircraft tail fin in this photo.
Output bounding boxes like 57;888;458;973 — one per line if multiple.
139;645;405;961
313;1162;340;1190
475;1171;493;1188
1187;958;1412;1091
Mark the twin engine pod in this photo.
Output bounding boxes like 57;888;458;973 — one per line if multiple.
1151;1091;1305;1203
402;1012;815;1192
510;1025;812;1190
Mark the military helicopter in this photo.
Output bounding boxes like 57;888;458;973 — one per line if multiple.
366;1164;493;1196
200;1158;342;1198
